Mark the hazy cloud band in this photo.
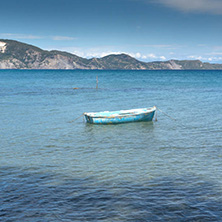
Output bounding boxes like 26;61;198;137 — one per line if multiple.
156;0;222;14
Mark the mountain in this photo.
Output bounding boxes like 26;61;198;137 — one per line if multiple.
0;39;90;69
1;39;222;70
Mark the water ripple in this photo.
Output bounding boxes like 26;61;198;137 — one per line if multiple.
1;167;222;221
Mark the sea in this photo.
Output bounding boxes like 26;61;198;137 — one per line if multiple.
0;69;222;221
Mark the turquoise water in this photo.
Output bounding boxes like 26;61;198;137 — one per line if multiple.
0;70;222;221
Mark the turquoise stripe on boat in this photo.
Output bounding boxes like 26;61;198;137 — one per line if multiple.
84;106;156;124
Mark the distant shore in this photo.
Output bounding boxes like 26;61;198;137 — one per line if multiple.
1;39;222;70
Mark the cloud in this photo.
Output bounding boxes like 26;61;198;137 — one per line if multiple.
59;48;125;58
128;52;166;61
52;36;76;41
207;57;222;62
188;55;203;60
187;54;222;62
157;0;222;14
0;33;42;39
147;53;157;59
160;56;166;60
0;33;77;41
138;44;172;48
84;51;123;58
211;46;222;51
206;52;222;56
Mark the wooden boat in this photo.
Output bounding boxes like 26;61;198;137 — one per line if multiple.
84;106;156;124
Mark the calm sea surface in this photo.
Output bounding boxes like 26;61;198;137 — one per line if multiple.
0;70;222;221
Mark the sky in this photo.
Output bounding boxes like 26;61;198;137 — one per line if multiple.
1;0;222;63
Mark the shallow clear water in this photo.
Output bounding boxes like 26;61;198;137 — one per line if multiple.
0;70;222;221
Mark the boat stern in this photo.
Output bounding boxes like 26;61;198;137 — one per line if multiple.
84;113;94;123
